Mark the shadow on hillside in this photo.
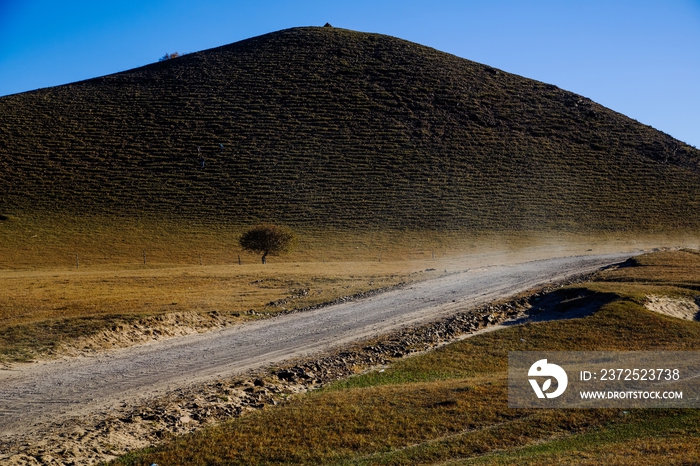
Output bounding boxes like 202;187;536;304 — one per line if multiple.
601;257;639;271
501;288;619;326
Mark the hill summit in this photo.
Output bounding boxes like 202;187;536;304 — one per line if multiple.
1;26;699;232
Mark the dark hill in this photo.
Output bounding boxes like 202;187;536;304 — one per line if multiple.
1;26;699;231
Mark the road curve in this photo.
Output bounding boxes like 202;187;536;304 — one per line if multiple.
0;253;634;436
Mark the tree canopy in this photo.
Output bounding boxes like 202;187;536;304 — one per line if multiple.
239;224;297;264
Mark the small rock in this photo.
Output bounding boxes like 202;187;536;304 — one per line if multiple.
276;369;297;381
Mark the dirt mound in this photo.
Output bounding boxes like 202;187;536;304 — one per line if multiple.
645;295;700;321
59;311;235;358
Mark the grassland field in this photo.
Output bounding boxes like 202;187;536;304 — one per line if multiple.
1;221;699;465
108;248;700;465
1;216;695;367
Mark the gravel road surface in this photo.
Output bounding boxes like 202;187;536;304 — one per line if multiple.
0;253;634;437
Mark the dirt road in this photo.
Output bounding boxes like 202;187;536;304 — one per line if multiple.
0;253;634;438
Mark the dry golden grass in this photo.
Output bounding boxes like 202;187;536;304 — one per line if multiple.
112;249;700;466
587;248;700;302
4;214;692;269
4;216;690;363
0;258;436;363
0;219;494;362
0;262;409;327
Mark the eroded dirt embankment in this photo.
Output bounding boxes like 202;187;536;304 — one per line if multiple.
645;295;700;321
49;282;413;362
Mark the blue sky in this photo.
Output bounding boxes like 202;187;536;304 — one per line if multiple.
1;0;699;147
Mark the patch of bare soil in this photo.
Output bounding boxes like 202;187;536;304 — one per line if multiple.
645;295;700;321
60;311;235;358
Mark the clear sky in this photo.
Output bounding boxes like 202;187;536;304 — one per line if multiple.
1;0;699;147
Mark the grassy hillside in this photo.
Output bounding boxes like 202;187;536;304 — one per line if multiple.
113;249;700;465
1;26;699;233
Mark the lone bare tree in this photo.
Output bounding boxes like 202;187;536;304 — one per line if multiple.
239;224;297;264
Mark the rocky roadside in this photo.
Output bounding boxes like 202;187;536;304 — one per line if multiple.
0;272;598;466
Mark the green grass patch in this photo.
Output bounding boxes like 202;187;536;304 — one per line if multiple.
466;410;700;465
